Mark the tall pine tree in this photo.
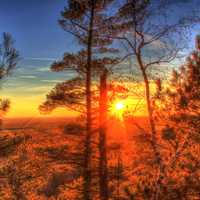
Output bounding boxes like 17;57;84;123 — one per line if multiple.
40;1;119;199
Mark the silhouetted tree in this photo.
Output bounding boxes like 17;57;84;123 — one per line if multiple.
40;1;119;199
0;32;19;125
40;72;130;199
99;69;109;200
39;77;85;114
0;32;19;80
110;1;200;199
152;35;200;199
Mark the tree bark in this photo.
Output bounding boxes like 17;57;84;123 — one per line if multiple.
99;69;109;200
83;1;95;200
136;52;164;200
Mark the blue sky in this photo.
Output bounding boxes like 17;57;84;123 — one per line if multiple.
0;0;78;89
0;0;79;117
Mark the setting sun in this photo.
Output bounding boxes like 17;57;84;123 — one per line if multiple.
115;102;125;110
110;100;127;119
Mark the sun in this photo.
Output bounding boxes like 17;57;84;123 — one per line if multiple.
115;102;125;110
110;100;126;119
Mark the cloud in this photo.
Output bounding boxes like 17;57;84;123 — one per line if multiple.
20;75;37;79
3;85;52;94
28;86;52;92
24;57;56;62
36;67;50;72
40;80;61;83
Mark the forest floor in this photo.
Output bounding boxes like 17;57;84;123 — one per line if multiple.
0;116;147;199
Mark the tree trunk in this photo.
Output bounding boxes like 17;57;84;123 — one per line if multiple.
99;69;109;200
83;1;95;200
136;52;164;200
116;147;123;200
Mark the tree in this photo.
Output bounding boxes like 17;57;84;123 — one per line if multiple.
151;35;200;199
40;1;119;199
0;32;21;200
99;69;109;200
109;1;200;199
0;32;19;123
0;32;19;80
39;77;86;114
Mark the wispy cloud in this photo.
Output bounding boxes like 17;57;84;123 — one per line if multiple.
20;75;37;79
24;57;56;62
40;79;61;83
3;85;52;94
30;86;52;92
36;67;50;72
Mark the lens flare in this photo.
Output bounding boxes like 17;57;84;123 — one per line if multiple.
110;100;126;120
115;102;124;110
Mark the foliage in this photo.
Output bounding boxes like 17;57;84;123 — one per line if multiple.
109;2;200;199
0;33;19;117
150;35;200;199
0;98;10;116
39;77;85;113
0;32;19;80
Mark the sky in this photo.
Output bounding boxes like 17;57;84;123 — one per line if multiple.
0;0;200;118
0;0;79;118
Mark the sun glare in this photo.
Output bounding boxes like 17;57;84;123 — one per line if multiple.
110;100;127;120
115;102;125;110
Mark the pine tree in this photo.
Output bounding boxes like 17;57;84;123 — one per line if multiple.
0;33;19;125
152;35;200;199
40;1;118;199
99;69;109;200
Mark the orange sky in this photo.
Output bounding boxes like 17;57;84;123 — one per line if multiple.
3;81;155;118
3;94;78;118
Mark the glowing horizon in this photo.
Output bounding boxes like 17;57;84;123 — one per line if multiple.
2;82;157;118
3;94;78;118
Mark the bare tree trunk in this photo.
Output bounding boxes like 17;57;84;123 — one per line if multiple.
116;147;123;200
99;69;109;200
0;118;2;130
83;1;95;199
136;52;164;200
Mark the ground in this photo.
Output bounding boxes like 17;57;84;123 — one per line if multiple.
0;116;147;199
